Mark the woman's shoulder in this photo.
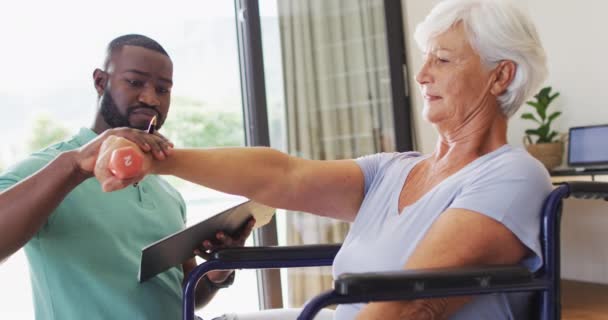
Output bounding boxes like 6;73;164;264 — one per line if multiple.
355;151;424;183
476;145;551;181
357;151;423;169
357;151;422;163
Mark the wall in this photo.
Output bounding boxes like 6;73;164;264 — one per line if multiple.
402;0;608;284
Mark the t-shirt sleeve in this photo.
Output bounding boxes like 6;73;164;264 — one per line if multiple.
0;151;58;191
355;153;399;196
448;154;553;271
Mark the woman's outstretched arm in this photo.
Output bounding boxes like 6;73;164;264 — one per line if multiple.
97;137;366;222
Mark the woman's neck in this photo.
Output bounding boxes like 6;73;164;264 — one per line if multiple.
432;113;508;166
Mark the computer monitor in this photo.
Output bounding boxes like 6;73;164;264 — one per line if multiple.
568;124;608;167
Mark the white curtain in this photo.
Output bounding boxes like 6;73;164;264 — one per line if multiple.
277;0;397;307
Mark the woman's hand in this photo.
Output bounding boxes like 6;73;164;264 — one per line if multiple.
194;218;256;283
356;300;449;320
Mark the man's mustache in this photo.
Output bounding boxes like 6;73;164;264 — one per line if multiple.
127;105;160;117
126;106;163;129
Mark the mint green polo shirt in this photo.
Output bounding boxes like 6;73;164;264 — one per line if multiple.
0;128;187;320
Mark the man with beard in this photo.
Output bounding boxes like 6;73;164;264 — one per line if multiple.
0;34;249;320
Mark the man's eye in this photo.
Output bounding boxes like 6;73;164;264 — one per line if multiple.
156;87;170;94
126;79;143;87
437;58;450;63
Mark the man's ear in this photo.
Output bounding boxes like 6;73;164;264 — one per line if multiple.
93;69;109;96
490;60;516;96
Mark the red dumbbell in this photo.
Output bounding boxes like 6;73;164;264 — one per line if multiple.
108;147;144;179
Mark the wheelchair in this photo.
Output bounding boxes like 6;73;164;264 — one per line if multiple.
183;181;608;320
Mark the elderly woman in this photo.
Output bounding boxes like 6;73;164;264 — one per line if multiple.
92;0;552;318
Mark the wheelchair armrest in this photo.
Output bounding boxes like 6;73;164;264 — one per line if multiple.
211;244;342;262
335;265;535;299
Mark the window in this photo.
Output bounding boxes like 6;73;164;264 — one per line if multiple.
0;1;411;316
260;0;405;306
0;1;259;318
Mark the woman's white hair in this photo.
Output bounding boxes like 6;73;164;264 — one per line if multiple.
414;0;548;118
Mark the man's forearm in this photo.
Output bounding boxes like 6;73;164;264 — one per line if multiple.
194;279;219;309
0;150;88;260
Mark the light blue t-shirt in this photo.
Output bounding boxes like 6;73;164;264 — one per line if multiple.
332;145;552;319
0;128;187;320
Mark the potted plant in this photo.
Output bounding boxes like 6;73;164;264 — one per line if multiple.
521;86;563;170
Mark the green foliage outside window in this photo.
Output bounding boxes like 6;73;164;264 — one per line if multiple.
17;98;242;182
27;114;71;153
162;96;244;148
22;97;243;154
155;96;245;188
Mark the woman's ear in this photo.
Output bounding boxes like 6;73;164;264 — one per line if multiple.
93;69;108;96
490;60;516;96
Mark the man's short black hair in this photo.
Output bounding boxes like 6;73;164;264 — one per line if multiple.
103;34;170;70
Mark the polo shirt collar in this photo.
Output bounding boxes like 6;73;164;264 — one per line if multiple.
73;127;99;147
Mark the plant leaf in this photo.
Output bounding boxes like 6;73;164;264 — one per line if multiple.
538;124;549;138
537;104;547;120
526;101;540;108
540;94;549;107
548;111;561;121
547;131;559;142
546;111;561;127
521;113;541;123
548;92;560;103
525;129;541;136
539;87;551;97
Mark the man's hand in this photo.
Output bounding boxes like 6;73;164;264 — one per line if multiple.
82;128;173;192
94;136;148;191
194;218;256;283
75;127;173;177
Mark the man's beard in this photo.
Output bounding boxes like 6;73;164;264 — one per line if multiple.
99;90;163;131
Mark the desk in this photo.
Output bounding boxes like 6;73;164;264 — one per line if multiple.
562;280;608;320
550;170;608;183
552;176;608;319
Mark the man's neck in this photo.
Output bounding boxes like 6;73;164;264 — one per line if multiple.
91;114;111;135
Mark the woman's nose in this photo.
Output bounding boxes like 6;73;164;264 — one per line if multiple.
416;60;432;85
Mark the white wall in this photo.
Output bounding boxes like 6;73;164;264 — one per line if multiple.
403;0;608;153
402;0;438;153
402;0;608;283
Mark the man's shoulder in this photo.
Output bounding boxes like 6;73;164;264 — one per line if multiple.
0;135;81;186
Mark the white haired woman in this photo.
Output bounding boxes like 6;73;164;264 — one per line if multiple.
92;0;552;318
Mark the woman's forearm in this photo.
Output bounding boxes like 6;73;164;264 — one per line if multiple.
154;147;292;204
357;297;471;320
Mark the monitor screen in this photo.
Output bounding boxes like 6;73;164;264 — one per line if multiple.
568;125;608;166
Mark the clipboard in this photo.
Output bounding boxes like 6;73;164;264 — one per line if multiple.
138;200;275;282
